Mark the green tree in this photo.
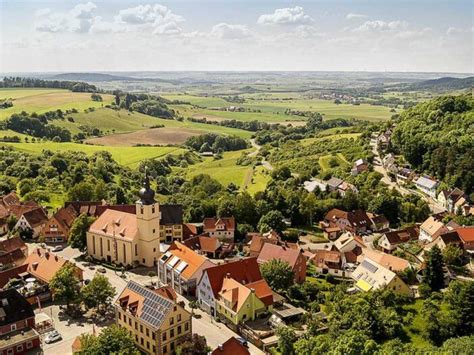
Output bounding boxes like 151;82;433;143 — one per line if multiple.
49;264;81;310
421;298;442;345
81;274;116;313
300;193;318;226
423;245;445;291
175;334;210;355
6;214;17;232
442;244;463;266
444;280;474;336
68;214;94;251
79;325;140;355
331;329;377;355
68;181;95;201
257;210;286;233
441;336;474;353
260;259;294;292
276;325;296;355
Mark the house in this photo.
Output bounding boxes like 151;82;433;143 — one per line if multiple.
257;243;306;283
456;226;474;252
0;193;41;236
212;337;250;355
419;216;448;242
115;281;192;355
333;232;365;254
41;205;78;243
197;257;265;316
65;201;105;217
382;154;395;169
359;249;411;272
203;217;235;241
337;182;358;197
23;248;83;284
351;158;368;176
321;225;342;241
437;188;468;213
351;257;410;295
303;179;327;193
182;223;201;241
157;241;215;296
310;250;349;277
0;289;41;354
378;227;419;253
216;276;273;326
326;177;343;192
425;230;463;251
247;231;280;257
87;174;183;268
14;207;48;238
0;237;28;266
183;235;233;259
377;131;392;150
396;167;414;184
415;176;439;198
322;208;387;234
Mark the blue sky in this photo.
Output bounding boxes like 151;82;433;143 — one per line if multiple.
1;0;472;72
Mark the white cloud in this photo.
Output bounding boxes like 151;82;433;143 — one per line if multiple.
257;6;313;25
210;23;251;39
446;26;473;36
346;13;367;20
353;20;408;32
116;4;184;26
35;2;97;33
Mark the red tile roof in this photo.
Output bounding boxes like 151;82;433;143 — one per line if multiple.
53;206;78;230
257;243;302;269
456;226;474;243
203;217;235;232
184;236;220;253
212;337;250;355
202;258;263;298
0;237;27;254
247;279;273;306
22;208;48;228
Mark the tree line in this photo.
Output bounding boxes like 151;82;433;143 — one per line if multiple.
0;77;97;92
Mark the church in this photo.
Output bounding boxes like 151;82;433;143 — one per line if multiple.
86;173;183;267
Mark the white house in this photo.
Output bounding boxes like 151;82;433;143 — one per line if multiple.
415;176;439;198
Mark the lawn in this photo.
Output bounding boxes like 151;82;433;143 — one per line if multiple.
319;154;350;171
0;88;114;120
0;142;185;168
245;165;272;195
401;299;431;349
179;149;253;188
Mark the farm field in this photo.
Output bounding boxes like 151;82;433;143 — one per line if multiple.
0;88;114;120
0;141;185;168
166;93;395;122
300;133;362;146
0;129;31;140
178;149;253;188
85;127;201;146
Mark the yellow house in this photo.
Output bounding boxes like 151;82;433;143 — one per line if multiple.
216;277;273;326
352;257;411;296
86;174;165;267
115;281;192;355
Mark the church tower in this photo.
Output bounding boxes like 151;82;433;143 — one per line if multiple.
136;169;161;266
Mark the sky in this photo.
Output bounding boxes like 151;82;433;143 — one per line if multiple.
0;0;472;73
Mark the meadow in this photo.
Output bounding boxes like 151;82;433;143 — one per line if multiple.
0;88;114;120
0;141;185;168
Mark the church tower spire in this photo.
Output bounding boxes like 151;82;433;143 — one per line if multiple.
138;166;155;205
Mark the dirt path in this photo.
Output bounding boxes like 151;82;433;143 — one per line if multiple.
250;139;274;171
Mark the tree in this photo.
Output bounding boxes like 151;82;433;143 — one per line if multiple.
441;336;474;353
421;298;443;345
115;187;127;204
260;259;294;292
257;210;286;233
176;334;210;355
79;325;140;355
81;274;116;313
444;280;474;336
189;300;198;316
276;325;296;355
68;213;94;251
442;245;463;266
6;214;17;232
300;193;318;226
423;246;445;291
68;181;95;201
271;166;292;181
49;264;81;310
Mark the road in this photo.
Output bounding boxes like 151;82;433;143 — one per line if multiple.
37;245;264;354
250;138;274;171
370;138;445;214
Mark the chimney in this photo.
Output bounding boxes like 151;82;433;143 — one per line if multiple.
45;251;50;259
226;273;231;279
250;288;255;293
32;262;39;270
218;344;223;350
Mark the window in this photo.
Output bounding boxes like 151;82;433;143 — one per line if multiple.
153;345;156;353
162;345;167;354
135;244;138;256
170;329;174;338
140;337;144;345
26;342;33;349
140;324;143;333
123;315;127;323
7;349;13;355
146;341;150;349
146;328;149;337
153;229;155;234
162;332;167;341
128;318;131;326
171;342;175;351
141;206;144;214
185;322;189;331
107;239;110;251
16;345;23;352
152;207;155;214
135;321;138;330
118;312;121;320
11;324;16;331
152;332;156;340
169;317;174;325
177;314;181;322
178;325;182;334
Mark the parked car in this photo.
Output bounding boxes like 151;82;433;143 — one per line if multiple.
52;246;63;252
236;337;248;347
97;267;107;274
44;330;62;344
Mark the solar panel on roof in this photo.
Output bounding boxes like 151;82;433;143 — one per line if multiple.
361;260;378;273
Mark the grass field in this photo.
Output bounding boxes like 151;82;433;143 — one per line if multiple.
300;133;362;146
245;166;272;195
318;154;350;171
0;142;185;168
179;150;253;187
166;93;394;123
0;88;114;120
402;300;430;349
0;129;31;140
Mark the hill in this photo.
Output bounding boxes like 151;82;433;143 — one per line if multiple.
408;76;474;91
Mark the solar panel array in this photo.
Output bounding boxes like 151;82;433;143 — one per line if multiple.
361;260;378;273
127;281;174;328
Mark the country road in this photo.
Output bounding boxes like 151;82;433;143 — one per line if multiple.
250;138;274;171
